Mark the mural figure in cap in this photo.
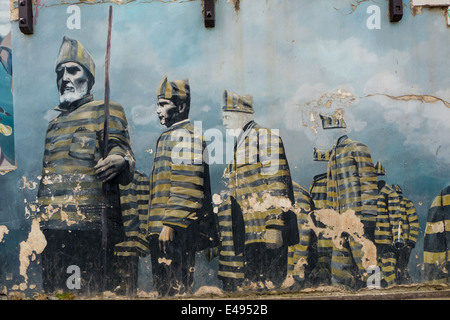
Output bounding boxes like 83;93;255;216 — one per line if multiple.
36;36;136;295
216;89;298;291
147;76;218;297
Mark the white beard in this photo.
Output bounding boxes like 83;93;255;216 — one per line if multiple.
59;82;88;104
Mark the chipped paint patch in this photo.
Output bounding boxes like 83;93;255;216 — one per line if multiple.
20;176;38;190
306;209;377;270
158;257;172;265
227;0;240;12
18;219;47;287
427;220;445;234
194;285;224;296
241;193;293;214
366;93;450;108
0;225;9;242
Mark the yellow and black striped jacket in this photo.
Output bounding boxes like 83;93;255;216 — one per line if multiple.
147;120;216;250
374;181;403;248
37;95;135;230
424;185;450;284
287;182;315;281
399;196;420;247
223;121;297;250
115;171;150;257
310;173;328;210
326;135;378;225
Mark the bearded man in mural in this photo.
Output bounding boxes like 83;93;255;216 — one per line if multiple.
217;90;298;291
147;76;217;297
36;37;135;294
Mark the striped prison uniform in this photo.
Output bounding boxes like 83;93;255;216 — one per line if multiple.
424;185;450;284
330;235;368;289
37;94;135;230
223;121;297;248
399;195;420;248
326;135;378;231
147;119;216;248
309;173;333;285
374;181;402;287
287;182;316;285
217;121;297;287
325;135;378;289
115;171;150;257
396;194;419;284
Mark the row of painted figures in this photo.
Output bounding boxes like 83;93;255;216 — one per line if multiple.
31;37;449;297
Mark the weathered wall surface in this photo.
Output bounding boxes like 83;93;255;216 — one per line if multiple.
0;0;449;298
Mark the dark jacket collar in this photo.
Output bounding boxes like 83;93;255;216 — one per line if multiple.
235;120;257;149
165;118;191;132
334;134;349;148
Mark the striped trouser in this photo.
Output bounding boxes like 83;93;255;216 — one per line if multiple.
315;235;333;285
377;251;397;287
330;237;366;289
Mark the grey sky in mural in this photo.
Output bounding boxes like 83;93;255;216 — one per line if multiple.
5;0;450;287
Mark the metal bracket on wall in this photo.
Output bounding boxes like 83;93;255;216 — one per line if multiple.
18;0;33;34
389;0;403;22
204;0;215;28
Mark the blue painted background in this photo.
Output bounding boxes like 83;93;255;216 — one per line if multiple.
1;0;449;295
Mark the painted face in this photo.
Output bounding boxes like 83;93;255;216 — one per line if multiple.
157;98;179;128
222;111;246;130
56;62;89;104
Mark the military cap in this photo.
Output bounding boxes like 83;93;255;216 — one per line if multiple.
313;147;331;162
392;184;403;194
157;75;190;102
320;113;347;129
222;90;254;114
374;161;386;176
55;36;95;80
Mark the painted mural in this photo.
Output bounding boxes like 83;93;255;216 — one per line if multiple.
0;0;449;299
0;0;14;172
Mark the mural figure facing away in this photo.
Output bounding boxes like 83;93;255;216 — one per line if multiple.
217;90;298;291
147;76;217;297
313;113;379;289
36;36;135;295
424;185;450;284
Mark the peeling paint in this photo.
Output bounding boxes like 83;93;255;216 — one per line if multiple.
241;193;292;215
366;93;450;108
18;219;47;287
333;0;372;15
427;220;445;234
193;285;224;296
306;209;377;270
0;225;9;243
227;0;240;12
158;257;172;265
20;176;38;190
